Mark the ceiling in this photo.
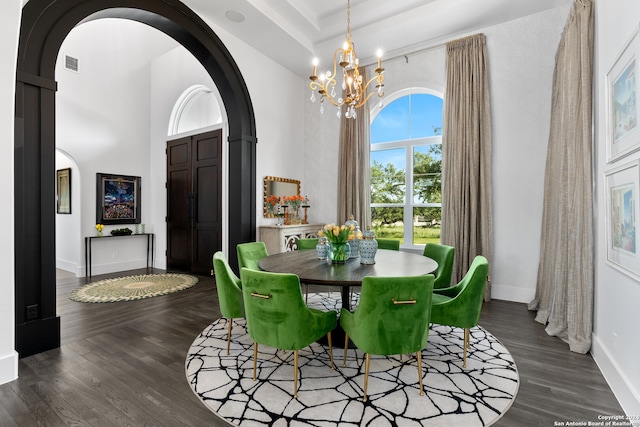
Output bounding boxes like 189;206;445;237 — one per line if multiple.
185;0;572;77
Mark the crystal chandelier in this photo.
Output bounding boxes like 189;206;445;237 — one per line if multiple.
309;0;385;119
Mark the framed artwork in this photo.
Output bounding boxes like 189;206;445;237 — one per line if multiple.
605;160;639;282
606;25;640;163
56;168;71;214
96;173;141;225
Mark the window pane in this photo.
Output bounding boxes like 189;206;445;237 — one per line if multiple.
371;96;410;144
371;148;406;203
371;207;404;244
409;94;443;138
413;145;442;204
413;207;441;245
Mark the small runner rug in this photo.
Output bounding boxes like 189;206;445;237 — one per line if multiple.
186;294;519;426
70;273;198;303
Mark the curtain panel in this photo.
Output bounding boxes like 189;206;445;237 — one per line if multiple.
338;67;371;228
441;33;493;301
528;0;594;354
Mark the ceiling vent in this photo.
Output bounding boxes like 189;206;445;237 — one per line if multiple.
64;55;79;72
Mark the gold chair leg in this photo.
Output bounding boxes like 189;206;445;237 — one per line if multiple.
363;353;370;402
253;342;258;381
463;328;470;368
417;351;424;396
327;332;335;369
293;350;299;399
226;318;233;355
343;334;349;368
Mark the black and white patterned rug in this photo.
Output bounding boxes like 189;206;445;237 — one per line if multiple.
186;293;519;426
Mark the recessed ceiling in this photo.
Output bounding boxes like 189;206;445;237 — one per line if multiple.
185;0;572;77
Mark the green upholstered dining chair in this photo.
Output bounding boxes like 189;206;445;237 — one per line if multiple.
422;243;455;289
212;251;244;355
296;238;319;250
240;267;337;399
340;274;434;402
375;238;400;250
296;237;320;302
430;255;489;368
236;241;268;270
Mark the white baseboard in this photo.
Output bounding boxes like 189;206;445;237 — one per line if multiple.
82;259;150;276
591;334;640;417
56;258;77;274
490;283;536;303
0;350;18;385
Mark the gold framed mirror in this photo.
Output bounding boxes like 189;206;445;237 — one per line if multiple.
263;176;300;217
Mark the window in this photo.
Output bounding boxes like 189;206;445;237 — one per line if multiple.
370;92;443;248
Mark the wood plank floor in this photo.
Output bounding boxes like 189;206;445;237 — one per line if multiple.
0;268;623;426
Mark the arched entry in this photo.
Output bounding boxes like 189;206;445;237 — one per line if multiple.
14;0;257;357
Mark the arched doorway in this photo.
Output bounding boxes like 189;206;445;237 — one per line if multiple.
14;0;256;357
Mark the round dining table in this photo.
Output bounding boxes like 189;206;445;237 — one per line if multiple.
258;248;438;312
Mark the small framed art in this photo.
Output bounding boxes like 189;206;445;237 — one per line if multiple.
605;160;639;282
56;168;71;214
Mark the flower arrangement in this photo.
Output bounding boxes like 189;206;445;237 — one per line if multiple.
95;223;104;236
318;223;356;244
266;195;280;214
282;194;306;211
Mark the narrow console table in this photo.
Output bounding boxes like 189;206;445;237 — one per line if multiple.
85;233;155;278
259;223;322;254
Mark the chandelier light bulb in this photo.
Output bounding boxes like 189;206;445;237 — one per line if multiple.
312;57;319;76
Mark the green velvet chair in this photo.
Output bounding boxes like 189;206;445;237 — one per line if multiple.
236;241;268;271
375;238;400;250
296;238;319;250
340;275;434;402
430;255;489;368
422;243;455;289
212;251;244;355
296;237;320;302
240;268;337;399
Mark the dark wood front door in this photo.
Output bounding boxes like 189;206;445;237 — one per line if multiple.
166;129;222;275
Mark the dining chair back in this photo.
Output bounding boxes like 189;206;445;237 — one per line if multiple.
297;238;318;250
340;274;434;401
375;238;400;250
236;241;268;270
212;251;244;354
430;255;488;368
240;267;337;399
422;243;455;289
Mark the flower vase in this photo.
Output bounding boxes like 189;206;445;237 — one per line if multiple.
328;242;351;264
97;231;103;237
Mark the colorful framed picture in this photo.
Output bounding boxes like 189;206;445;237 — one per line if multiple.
606;25;640;163
56;168;71;214
605;160;639;282
96;173;141;225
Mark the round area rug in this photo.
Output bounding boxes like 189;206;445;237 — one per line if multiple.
186;295;519;426
70;273;198;303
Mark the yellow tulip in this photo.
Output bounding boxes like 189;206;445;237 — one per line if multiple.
318;230;325;237
333;228;340;237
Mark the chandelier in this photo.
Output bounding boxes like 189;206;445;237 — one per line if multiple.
309;0;385;119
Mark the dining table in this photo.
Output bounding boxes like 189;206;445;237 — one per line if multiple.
258;248;439;313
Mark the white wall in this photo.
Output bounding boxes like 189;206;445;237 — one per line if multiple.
55;151;81;274
304;6;569;303
593;0;640;416
0;0;20;386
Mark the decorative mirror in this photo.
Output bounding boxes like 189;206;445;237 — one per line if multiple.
263;176;300;217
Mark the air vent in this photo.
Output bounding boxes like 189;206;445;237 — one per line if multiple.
64;55;79;72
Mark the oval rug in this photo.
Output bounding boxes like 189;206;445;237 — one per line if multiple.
70;273;198;303
186;316;519;426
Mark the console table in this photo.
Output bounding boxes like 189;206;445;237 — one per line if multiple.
85;233;155;278
259;223;322;254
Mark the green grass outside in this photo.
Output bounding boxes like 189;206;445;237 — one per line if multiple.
372;225;441;245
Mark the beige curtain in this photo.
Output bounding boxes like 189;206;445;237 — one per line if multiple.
338;67;371;227
441;34;493;301
528;0;594;354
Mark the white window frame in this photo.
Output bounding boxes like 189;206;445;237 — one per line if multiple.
370;88;443;250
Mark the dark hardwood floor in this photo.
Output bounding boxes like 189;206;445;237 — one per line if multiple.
0;268;623;426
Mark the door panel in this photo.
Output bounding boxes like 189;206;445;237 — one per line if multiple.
166;130;222;274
